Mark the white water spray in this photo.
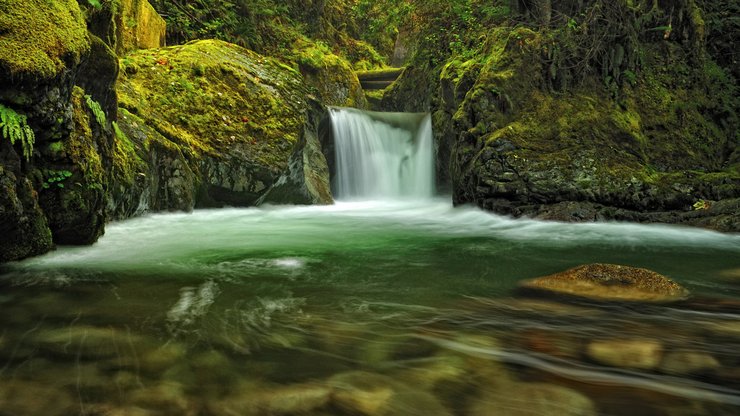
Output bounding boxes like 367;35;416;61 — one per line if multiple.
330;107;435;200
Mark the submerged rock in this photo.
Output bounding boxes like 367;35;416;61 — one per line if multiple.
518;263;690;303
660;351;721;375
586;338;664;370
329;371;452;416
34;325;143;359
0;380;75;416
469;381;596;416
210;382;332;416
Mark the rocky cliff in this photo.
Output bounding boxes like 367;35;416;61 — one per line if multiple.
382;0;739;231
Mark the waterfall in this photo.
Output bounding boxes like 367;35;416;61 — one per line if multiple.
330;107;435;200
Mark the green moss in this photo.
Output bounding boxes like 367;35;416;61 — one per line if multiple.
118;39;308;170
70;87;104;188
0;0;90;79
110;118;146;186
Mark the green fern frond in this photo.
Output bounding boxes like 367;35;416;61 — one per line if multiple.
0;104;35;161
85;95;107;127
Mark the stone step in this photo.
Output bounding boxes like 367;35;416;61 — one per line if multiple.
357;68;405;90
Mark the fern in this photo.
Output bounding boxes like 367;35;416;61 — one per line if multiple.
85;95;107;127
0;104;35;161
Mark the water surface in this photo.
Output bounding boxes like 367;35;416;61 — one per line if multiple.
1;200;739;415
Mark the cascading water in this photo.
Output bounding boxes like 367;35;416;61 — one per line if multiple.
330;107;435;200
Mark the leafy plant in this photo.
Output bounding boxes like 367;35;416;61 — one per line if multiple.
85;95;106;127
87;0;102;10
692;199;711;210
42;169;73;189
0;103;35;161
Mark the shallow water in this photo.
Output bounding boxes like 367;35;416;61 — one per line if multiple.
1;200;740;415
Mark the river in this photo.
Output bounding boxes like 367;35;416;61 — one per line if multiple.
0;109;738;415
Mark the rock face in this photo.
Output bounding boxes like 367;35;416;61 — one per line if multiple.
0;0;115;258
518;263;690;303
259;100;333;205
114;39;333;213
383;3;739;231
116;0;167;55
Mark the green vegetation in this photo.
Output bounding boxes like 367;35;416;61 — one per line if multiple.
0;104;35;160
0;0;89;79
85;95;107;127
117;39;307;169
42;169;73;189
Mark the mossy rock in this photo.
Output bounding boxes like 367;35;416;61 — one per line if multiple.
77;34;119;122
117;39;318;207
518;263;690;303
114;0;166;55
37;87;108;245
109;107;196;217
435;26;739;230
0;0;89;81
293;37;367;108
0;150;53;262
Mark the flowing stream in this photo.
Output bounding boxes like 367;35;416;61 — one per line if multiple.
0;109;739;415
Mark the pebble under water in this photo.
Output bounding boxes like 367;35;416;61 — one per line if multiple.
1;199;740;415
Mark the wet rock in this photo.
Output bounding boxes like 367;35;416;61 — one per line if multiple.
0;380;75;416
394;354;468;391
139;342;188;375
85;404;157;416
719;268;740;283
660;351;721;375
129;381;196;416
703;321;740;341
210;382;332;415
34;325;143;359
0;160;53;262
586;338;663;370
329;371;452;416
518;263;689;303
469;381;597;416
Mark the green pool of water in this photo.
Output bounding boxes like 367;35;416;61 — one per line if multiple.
1;200;739;415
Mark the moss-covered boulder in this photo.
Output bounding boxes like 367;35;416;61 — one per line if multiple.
293;37;367;108
0;0;90;143
115;39;332;210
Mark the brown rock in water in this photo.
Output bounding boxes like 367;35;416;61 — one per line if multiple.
469;381;597;416
518;263;689;303
586;338;664;370
329;371;452;416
